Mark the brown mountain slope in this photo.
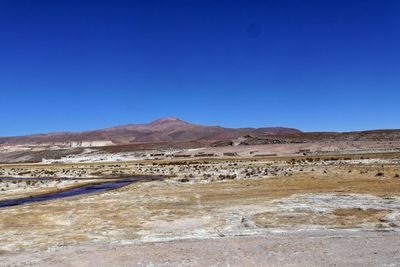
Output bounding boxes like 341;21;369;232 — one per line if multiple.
0;117;301;145
2;118;398;147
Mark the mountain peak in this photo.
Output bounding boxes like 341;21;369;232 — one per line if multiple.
148;117;187;125
0;117;303;146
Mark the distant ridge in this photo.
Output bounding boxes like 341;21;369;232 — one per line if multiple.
2;118;398;147
0;117;301;145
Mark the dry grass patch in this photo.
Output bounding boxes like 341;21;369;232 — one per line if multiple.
252;208;391;229
333;208;386;217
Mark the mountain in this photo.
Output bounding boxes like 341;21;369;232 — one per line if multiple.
0;117;302;146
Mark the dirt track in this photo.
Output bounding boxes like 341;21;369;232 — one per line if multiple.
2;231;400;267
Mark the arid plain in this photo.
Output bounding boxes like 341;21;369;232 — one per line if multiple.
1;119;400;266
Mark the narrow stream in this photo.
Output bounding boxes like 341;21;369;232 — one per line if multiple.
0;176;159;208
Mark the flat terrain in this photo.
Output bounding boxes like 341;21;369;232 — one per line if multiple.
1;147;400;266
3;231;400;267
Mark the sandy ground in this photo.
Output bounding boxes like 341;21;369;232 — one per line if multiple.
1;149;400;266
2;140;400;164
1;231;400;267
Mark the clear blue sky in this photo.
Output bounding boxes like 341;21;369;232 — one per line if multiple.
1;0;399;136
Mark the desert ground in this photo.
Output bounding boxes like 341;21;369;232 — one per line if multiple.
1;141;400;266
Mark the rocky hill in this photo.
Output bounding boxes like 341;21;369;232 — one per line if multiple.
0;117;301;146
